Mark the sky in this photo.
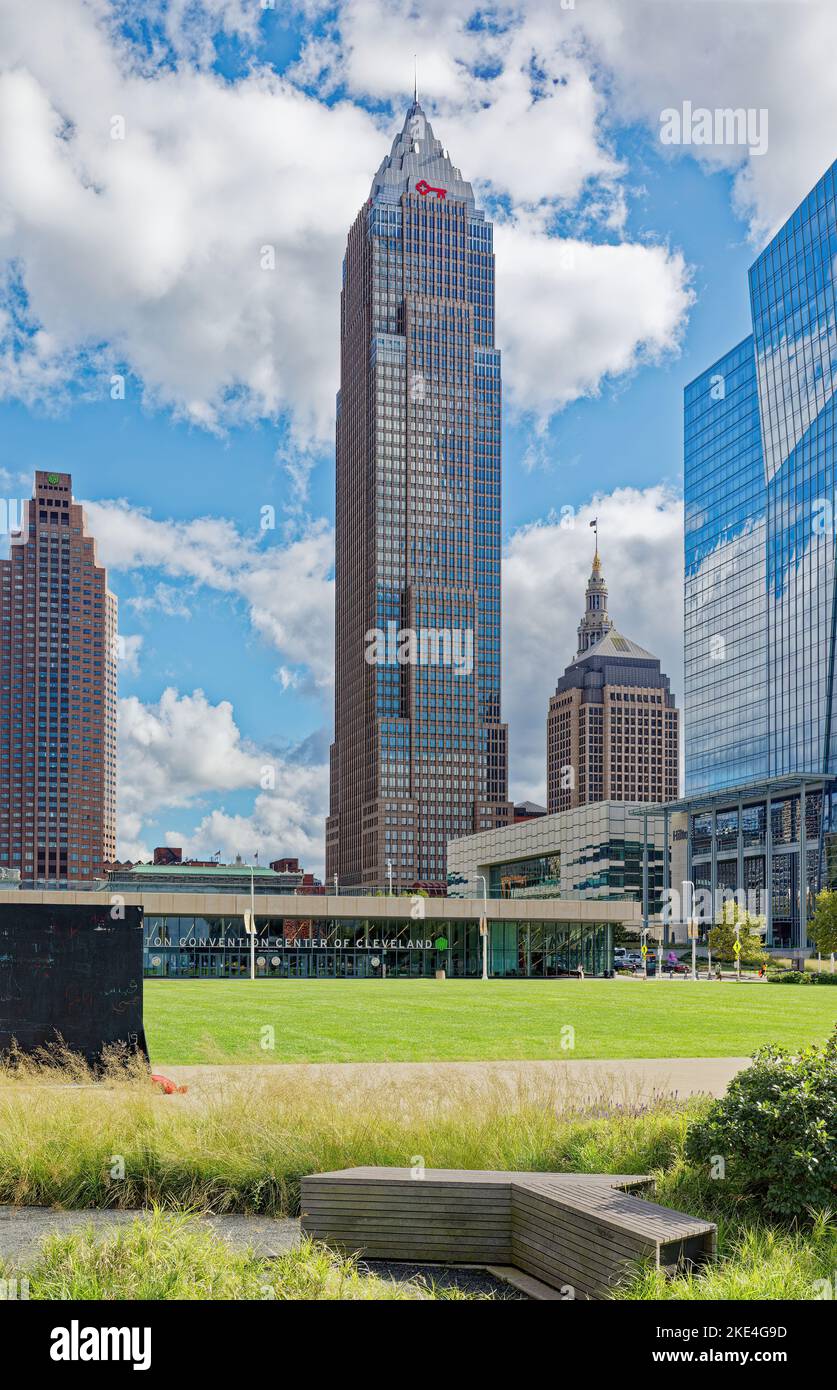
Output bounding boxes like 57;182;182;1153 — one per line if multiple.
0;0;834;875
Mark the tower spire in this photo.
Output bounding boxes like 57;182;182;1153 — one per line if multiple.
576;529;612;657
414;55;417;104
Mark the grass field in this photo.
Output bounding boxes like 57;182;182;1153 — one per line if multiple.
144;977;837;1064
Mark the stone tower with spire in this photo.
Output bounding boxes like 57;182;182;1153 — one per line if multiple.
546;536;679;813
326;98;512;890
576;544;613;657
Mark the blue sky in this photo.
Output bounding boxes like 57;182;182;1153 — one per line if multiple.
0;0;832;873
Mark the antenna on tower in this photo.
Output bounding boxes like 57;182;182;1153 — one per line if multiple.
414;55;418;104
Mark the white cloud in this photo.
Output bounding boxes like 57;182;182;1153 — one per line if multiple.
83;497;335;691
574;0;837;246
502;484;685;803
177;749;330;872
127;582;193;620
0;0;384;438
496;219;692;418
0;0;696;440
117;686;328;871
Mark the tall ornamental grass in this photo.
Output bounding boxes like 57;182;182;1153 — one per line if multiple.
0;1046;699;1216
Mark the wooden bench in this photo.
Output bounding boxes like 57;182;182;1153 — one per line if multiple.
300;1167;716;1299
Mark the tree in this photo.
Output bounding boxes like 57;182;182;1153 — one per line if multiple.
808;888;837;972
708;898;767;965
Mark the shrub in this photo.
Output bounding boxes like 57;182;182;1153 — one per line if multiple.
684;1027;837;1219
768;971;837;985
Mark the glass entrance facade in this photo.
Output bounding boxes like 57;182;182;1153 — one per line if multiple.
143;914;613;979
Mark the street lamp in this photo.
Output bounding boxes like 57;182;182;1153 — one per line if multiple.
683;879;698;982
246;861;256;981
476;874;489;981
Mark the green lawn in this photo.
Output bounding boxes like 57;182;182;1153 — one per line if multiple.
144;978;837;1065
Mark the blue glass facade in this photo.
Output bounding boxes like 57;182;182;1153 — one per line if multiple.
685;160;837;793
683;161;837;950
684;338;767;792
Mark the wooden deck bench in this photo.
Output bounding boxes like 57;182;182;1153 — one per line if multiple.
300;1167;716;1299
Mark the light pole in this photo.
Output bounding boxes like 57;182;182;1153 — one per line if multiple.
476;874;489;981
641;811;649;979
684;879;698;982
248;861;256;981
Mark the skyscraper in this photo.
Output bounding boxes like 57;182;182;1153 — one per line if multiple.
681;158;837;948
0;471;117;882
326;101;511;890
546;545;679;813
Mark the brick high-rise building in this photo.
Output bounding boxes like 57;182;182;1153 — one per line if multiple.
547;545;679;813
0;471;117;882
326;99;512;889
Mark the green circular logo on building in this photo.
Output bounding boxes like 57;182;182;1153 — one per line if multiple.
47;472;60;485
434;937;448;951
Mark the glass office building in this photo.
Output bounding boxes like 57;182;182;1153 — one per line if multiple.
326;100;511;892
682;159;837;948
448;802;667;915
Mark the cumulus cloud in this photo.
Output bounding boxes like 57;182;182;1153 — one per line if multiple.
502;484;685;802
496;220;692;417
0;0;696;440
176;735;330;872
0;0;383;437
117;686;329;870
83;497;335;691
567;0;837;246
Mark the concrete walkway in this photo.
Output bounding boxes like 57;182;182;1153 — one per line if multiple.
160;1057;749;1101
0;1207;300;1269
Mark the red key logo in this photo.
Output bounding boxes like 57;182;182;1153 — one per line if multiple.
415;179;447;200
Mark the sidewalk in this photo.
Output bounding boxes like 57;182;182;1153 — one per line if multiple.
160;1056;749;1101
0;1207;300;1269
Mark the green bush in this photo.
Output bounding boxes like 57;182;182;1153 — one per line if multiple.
684;1027;837;1219
768;970;837;985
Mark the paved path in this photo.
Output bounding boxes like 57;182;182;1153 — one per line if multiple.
159;1057;749;1101
0;1207;300;1269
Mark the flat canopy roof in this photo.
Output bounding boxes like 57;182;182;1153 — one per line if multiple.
0;888;642;925
628;772;835;818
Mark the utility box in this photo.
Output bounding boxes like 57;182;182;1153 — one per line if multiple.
0;902;147;1065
